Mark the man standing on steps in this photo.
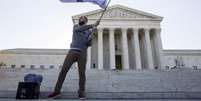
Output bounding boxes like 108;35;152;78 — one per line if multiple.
48;16;100;100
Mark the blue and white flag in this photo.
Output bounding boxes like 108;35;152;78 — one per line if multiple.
60;0;108;8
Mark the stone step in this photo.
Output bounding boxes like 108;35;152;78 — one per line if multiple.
1;69;201;99
0;91;201;99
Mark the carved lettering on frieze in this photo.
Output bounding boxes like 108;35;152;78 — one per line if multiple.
87;8;150;19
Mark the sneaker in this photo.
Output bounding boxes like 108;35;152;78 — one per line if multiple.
78;91;86;100
48;92;61;99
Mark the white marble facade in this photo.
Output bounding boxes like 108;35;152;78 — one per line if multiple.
72;5;164;70
1;5;201;70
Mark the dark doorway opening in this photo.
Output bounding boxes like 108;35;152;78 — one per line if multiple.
115;55;122;70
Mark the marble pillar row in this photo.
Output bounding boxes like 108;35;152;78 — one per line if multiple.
133;28;142;70
144;28;154;69
122;28;130;69
86;47;91;69
98;28;103;69
109;28;116;70
155;28;164;69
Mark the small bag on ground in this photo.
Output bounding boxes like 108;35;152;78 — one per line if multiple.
16;74;43;99
16;82;40;99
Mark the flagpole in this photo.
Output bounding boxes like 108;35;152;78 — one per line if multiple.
98;0;111;22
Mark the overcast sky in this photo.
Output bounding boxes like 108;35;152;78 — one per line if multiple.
0;0;201;50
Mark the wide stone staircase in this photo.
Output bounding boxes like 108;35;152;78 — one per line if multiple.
0;68;201;99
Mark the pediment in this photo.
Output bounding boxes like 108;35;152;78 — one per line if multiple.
72;5;163;20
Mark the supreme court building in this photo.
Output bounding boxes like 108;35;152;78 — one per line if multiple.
72;5;164;70
1;5;201;70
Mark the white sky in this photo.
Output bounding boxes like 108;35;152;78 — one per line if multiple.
0;0;201;50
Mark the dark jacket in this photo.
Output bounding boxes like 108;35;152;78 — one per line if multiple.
70;24;94;50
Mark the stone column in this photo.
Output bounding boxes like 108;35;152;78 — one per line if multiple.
155;28;164;69
86;47;91;69
133;28;142;70
121;28;130;69
109;28;116;70
144;28;154;69
98;28;103;69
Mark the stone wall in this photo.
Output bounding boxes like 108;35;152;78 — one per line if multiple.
1;49;201;70
163;50;201;69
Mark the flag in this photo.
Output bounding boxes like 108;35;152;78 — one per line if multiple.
60;0;108;8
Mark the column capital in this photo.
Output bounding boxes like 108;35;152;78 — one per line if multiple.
97;27;104;31
107;27;116;30
144;28;150;31
121;28;128;34
132;28;139;31
133;28;139;34
156;28;162;30
108;27;115;30
156;28;162;33
144;27;152;30
144;28;150;34
97;28;104;34
121;27;128;31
